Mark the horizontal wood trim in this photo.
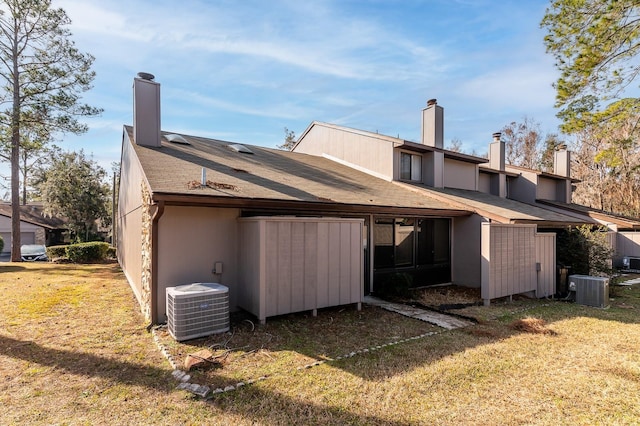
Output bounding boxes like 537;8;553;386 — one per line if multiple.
150;192;471;217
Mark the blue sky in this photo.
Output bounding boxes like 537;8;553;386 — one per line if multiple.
48;0;560;173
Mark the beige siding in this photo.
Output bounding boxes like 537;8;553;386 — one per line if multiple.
536;233;556;297
478;173;491;195
617;232;640;258
506;168;537;204
452;215;484;288
481;223;538;303
238;217;364;323
294;124;395;180
156;206;240;322
0;215;42;254
444;158;477;190
537;176;556;200
117;135;146;309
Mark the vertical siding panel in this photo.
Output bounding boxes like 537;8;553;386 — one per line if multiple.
290;222;305;313
339;222;351;305
316;222;330;308
351;222;363;303
277;221;292;316
481;223;491;301
304;222;318;310
327;222;341;307
265;222;278;317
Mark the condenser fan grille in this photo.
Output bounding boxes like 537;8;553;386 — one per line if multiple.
166;283;230;341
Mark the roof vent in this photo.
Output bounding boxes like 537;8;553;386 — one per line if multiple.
166;134;190;145
137;72;155;81
228;143;254;154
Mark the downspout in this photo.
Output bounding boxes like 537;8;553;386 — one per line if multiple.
150;200;165;325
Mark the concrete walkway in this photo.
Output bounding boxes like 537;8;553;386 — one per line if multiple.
363;296;474;330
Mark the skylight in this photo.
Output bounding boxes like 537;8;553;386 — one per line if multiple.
165;134;190;145
228;143;254;154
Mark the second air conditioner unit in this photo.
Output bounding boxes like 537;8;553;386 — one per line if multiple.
622;256;640;272
569;275;609;309
166;282;230;341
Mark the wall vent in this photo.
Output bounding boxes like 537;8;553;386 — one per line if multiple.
166;283;230;341
569;275;609;308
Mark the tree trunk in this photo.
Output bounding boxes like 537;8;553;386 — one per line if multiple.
10;23;21;262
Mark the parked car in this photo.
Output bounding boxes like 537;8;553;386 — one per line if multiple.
21;244;48;262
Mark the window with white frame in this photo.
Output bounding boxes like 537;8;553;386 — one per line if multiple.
400;152;422;181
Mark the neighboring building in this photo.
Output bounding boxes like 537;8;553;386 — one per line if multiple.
117;76;640;325
0;203;66;253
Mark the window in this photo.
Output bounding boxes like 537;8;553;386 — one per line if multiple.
400;152;422;181
374;217;449;269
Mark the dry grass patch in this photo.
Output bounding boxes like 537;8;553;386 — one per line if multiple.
3;263;640;425
156;305;441;389
510;316;557;335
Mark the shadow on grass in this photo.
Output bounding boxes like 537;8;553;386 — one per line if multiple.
0;334;173;392
210;386;410;426
0;265;27;272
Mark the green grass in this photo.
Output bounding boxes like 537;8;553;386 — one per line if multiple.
1;263;640;425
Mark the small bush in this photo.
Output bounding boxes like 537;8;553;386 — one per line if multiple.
106;246;116;259
65;242;110;263
0;235;3;253
46;245;68;259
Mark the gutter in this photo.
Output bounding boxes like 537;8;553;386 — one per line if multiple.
150;200;165;324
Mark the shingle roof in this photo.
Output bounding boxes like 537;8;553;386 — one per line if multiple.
0;203;67;229
398;184;593;226
537;200;640;230
125;126;470;215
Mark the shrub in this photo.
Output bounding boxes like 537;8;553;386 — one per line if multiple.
0;235;3;253
106;246;116;259
376;272;413;299
65;242;110;263
46;245;68;259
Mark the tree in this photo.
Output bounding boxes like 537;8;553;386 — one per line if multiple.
34;150;109;242
541;1;640;130
571;98;640;216
447;137;463;153
501;117;543;169
277;127;296;150
0;0;101;260
0;122;55;204
540;133;565;173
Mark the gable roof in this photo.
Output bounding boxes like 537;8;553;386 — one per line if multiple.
0;203;66;229
397;184;593;227
124;126;470;217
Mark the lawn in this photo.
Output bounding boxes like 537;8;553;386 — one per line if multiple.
1;263;640;425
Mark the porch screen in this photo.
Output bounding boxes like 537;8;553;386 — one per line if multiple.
374;217;450;269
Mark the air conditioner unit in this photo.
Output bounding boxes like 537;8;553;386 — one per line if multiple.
622;256;640;272
569;275;609;308
166;283;230;341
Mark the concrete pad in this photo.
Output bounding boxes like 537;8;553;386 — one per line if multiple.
363;296;473;330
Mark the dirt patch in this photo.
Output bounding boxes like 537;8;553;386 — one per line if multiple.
413;285;482;308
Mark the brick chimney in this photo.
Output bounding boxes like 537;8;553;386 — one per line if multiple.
133;72;161;147
554;149;572;203
421;99;443;148
489;132;506;197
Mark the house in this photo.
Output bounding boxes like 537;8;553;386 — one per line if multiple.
0;203;66;254
117;75;639;325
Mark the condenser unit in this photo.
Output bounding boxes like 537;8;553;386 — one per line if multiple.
166;283;230;341
569;275;609;309
622;256;640;272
